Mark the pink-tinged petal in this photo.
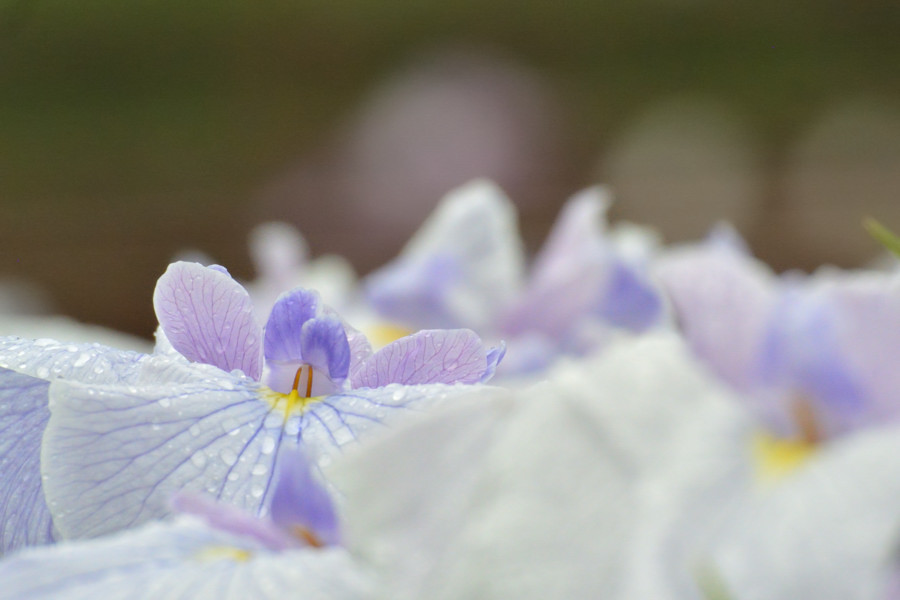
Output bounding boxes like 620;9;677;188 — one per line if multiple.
349;329;489;389
171;492;295;552
654;241;777;393
154;262;263;380
528;187;610;286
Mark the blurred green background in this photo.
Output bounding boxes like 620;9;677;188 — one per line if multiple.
2;0;899;336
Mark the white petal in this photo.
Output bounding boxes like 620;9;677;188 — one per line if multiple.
712;424;900;600
0;336;145;384
0;517;376;600
41;361;282;540
0;369;54;553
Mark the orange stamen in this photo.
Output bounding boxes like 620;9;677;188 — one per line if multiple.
292;525;325;548
290;365;315;399
291;365;304;395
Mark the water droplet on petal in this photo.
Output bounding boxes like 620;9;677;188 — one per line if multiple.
220;448;238;466
190;452;207;468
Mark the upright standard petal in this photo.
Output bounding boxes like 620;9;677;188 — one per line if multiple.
0;368;54;554
0;517;376;600
366;180;525;331
154;262;263;380
349;329;491;389
499;189;610;339
263;288;320;362
655;240;778;393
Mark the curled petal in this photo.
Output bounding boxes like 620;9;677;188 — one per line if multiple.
154;262;263;380
300;318;351;382
349;329;491;389
264;288;320;362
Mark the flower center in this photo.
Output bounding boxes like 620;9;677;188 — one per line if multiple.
263;364;324;422
752;396;821;484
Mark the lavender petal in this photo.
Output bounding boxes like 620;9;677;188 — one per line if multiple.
349;329;489;389
154;262;263;380
596;259;662;332
300;318;351;382
264;288;320;362
654;241;777;393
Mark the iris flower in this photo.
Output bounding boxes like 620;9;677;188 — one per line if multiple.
656;229;900;457
364;180;663;374
0;261;502;550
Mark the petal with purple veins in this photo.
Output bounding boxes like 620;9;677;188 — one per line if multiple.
349;329;490;389
0;368;54;554
41;357;284;540
0;336;145;385
154;262;263;380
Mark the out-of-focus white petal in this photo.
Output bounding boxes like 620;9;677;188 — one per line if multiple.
712;423;900;600
0;517;376;600
330;333;751;599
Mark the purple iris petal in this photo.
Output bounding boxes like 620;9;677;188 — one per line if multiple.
366;253;463;330
481;342;506;382
264;288;320;362
0;368;55;554
350;329;491;389
596;259;662;332
153;262;263;380
759;290;866;436
268;448;341;547
300;318;351;382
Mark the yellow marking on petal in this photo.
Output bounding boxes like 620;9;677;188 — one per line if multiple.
262;388;324;421
366;323;412;349
262;365;324;422
751;431;817;484
195;546;253;562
